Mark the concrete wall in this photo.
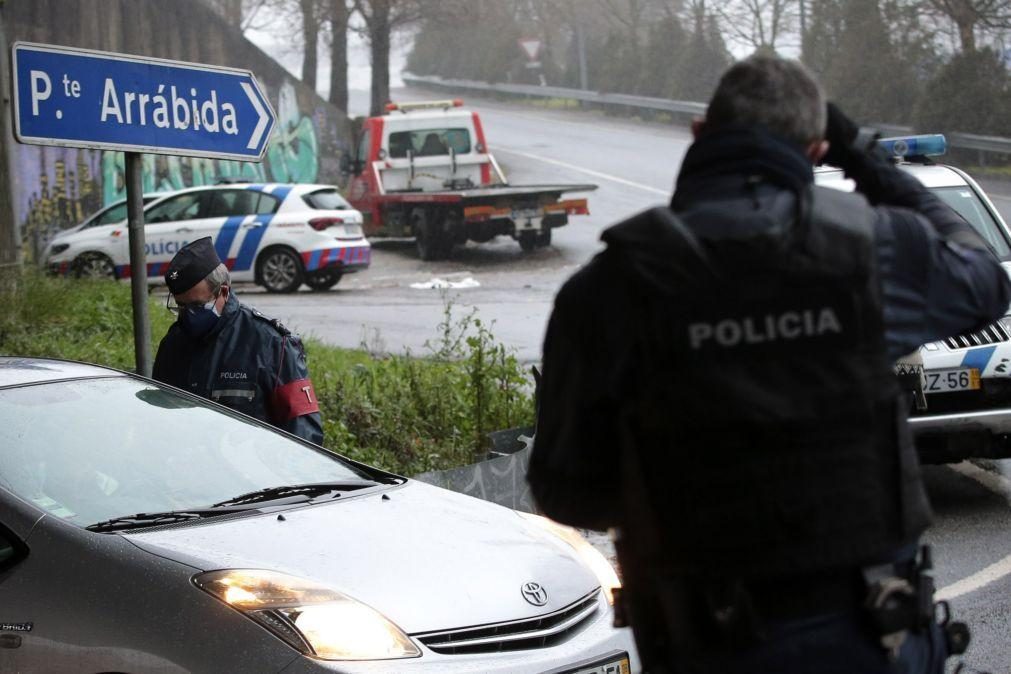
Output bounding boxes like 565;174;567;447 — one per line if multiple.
2;0;350;262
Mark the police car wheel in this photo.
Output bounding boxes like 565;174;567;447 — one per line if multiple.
72;252;115;279
257;247;304;293
305;270;342;291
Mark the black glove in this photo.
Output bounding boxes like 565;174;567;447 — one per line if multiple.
820;102;862;168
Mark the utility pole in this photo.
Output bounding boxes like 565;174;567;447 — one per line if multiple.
576;20;588;91
0;0;19;271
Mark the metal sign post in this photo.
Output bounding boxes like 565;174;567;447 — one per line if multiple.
124;153;151;376
10;42;275;375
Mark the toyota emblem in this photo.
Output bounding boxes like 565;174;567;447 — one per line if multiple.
521;581;548;607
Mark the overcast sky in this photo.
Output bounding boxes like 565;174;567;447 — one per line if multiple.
245;18;411;102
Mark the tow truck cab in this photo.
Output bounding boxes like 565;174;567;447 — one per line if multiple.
342;99;596;260
345;99;503;233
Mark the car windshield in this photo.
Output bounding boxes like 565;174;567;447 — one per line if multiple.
931;186;1011;258
0;377;372;527
82;196;161;229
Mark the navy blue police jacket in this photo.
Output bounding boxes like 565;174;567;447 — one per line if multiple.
152;293;324;445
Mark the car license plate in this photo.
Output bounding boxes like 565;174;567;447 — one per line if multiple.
563;654;631;674
923;367;980;393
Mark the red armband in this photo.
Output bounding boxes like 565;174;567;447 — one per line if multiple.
270;378;320;422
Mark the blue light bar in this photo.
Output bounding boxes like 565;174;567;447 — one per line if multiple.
877;134;947;159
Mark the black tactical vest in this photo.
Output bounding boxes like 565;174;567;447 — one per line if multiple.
616;185;932;578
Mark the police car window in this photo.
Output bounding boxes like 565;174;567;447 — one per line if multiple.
0;378;372;528
303;189;351;210
931;186;1011;258
388;128;472;158
146;193;204;224
255;193;281;215
204;190;260;218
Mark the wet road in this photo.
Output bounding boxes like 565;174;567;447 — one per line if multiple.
232;89;1011;671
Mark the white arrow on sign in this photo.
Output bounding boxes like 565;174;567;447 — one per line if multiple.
242;82;270;151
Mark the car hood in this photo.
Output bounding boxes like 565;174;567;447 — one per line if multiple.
126;480;601;633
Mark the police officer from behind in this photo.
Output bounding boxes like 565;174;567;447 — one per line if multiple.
529;56;1011;673
153;237;324;445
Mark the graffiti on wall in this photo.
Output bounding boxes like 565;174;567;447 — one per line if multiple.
16;80;345;260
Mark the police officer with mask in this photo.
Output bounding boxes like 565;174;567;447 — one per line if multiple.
529;56;1011;673
153;237;324;445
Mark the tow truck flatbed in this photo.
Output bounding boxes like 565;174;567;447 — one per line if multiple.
378;183;598;203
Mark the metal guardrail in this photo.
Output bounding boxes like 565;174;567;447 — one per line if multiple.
403;73;1010;157
402;73;706;117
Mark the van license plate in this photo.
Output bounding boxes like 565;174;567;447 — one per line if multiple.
924;368;980;393
512;208;541;220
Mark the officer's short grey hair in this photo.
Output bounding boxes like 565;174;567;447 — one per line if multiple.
706;55;826;146
204;263;230;295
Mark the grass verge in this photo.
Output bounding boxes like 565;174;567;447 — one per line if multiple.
0;271;534;476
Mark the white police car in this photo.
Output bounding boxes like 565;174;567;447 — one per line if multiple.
45;183;370;293
817;135;1011;462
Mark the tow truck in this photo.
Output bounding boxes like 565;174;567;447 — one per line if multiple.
341;99;597;260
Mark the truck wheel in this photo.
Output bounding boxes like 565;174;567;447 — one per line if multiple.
518;231;538;252
414;210;451;261
306;270;342;291
257;247;304;293
536;228;552;248
73;252;116;279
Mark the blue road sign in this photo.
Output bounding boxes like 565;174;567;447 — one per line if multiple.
12;42;276;161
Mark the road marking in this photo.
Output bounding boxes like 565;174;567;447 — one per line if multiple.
493;147;671;196
938;553;1011;600
947;460;1011;499
935;461;1011;600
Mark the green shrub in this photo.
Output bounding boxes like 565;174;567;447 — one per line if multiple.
0;270;173;370
0;271;534;476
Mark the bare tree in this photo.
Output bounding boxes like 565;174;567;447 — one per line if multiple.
328;0;351;112
300;0;327;90
354;0;431;115
719;0;798;53
921;0;1011;52
203;0;274;31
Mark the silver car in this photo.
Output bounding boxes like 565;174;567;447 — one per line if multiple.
0;357;638;673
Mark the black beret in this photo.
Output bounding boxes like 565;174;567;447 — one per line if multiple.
165;237;221;295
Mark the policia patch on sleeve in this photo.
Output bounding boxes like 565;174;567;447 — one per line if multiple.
682;293;859;356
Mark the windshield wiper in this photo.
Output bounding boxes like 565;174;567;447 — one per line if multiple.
86;506;255;533
211;480;381;508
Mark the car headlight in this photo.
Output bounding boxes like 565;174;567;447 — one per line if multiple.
193;569;420;660
519;512;621;605
49;243;69;255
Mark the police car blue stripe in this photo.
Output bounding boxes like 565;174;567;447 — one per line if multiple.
233;213;274;271
215;215;245;261
308;249;323;270
272;185;293;201
961;346;997;372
